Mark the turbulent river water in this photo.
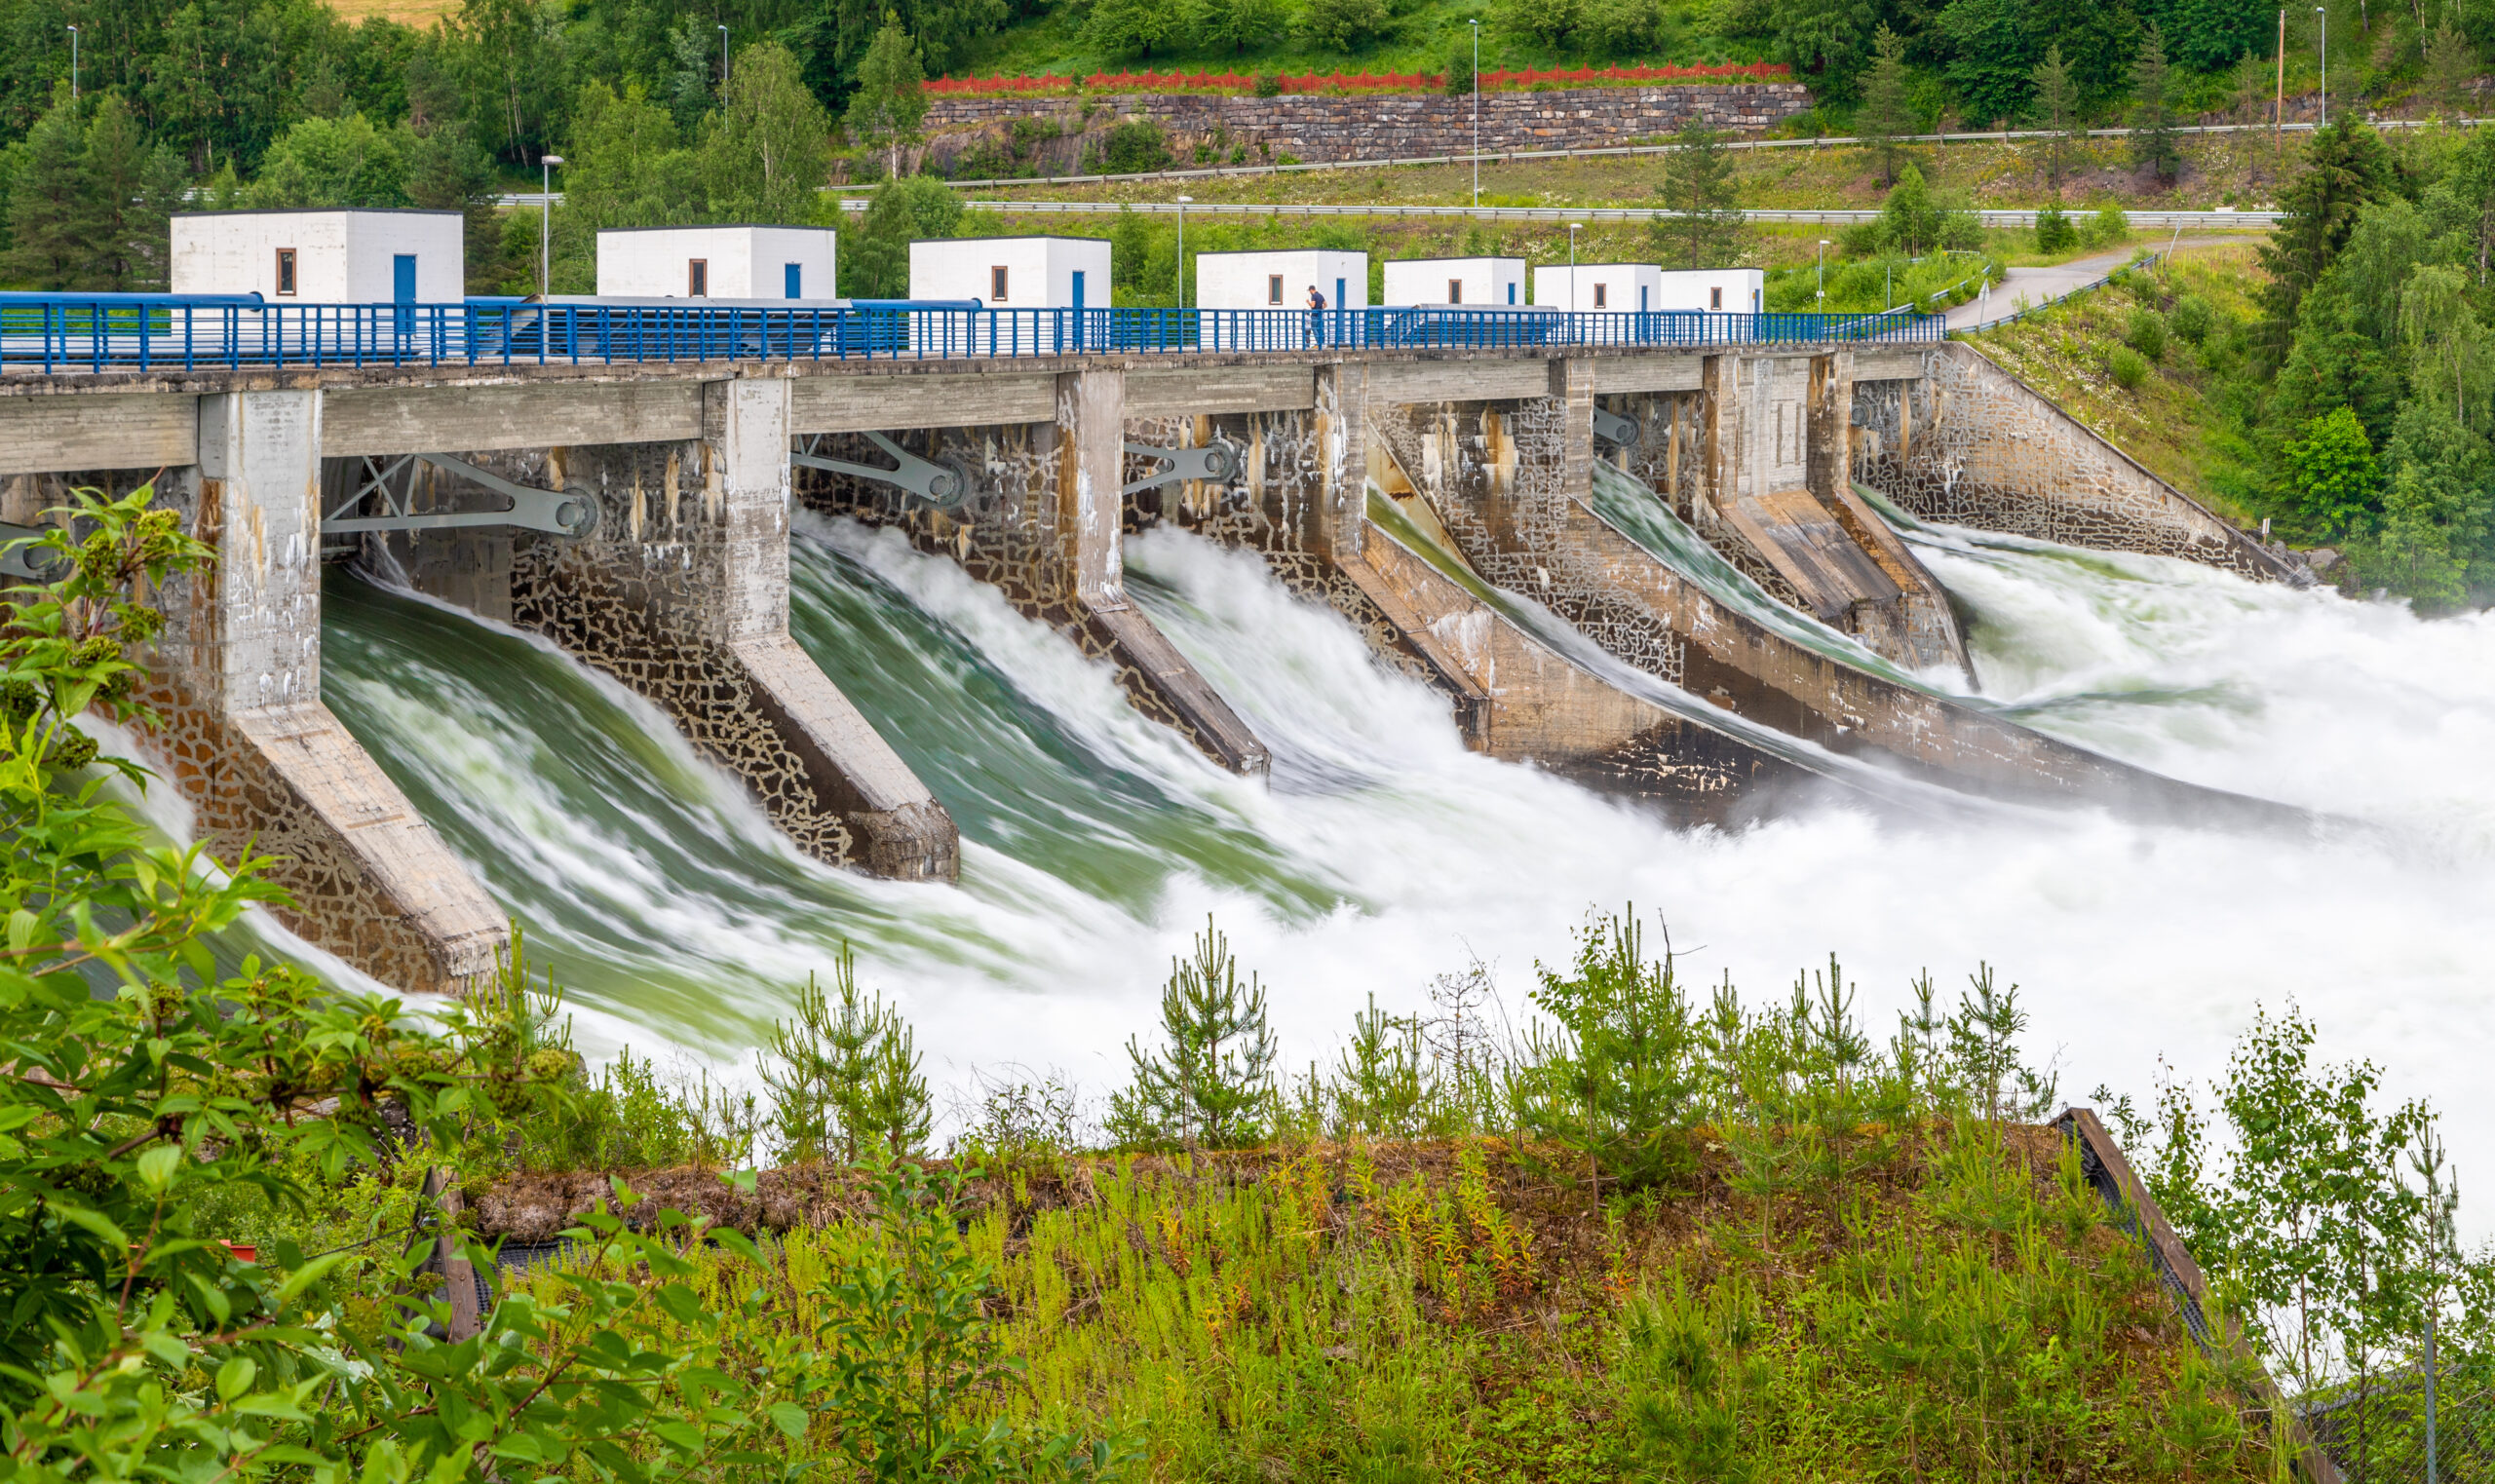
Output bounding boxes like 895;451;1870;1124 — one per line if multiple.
313;483;2495;1214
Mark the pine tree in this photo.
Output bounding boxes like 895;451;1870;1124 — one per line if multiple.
1109;919;1278;1151
2030;44;2081;196
1653;121;1746;270
1856;25;1915;187
757;945;932;1163
3;91;92;291
82;97;182;291
2425;23;2475;117
2129;23;2182;183
843;17;928;182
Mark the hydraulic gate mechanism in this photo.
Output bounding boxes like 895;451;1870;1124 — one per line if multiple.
1122;439;1240;497
790;432;971;507
0;524;66;584
326;453;600;539
1591;407;1641;449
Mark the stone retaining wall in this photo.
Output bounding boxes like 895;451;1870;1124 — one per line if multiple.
915;83;1813;175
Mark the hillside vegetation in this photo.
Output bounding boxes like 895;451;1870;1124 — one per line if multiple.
1968;241;2268;522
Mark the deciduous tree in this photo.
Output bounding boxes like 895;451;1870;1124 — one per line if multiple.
706;39;832;221
844;16;928;180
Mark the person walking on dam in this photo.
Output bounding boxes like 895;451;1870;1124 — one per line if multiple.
1305;284;1326;347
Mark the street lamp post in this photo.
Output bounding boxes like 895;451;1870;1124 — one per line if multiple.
540;154;564;299
1469;19;1481;209
719;25;731;87
1568;222;1583;323
1817;238;1830;306
1175;195;1191;309
2317;7;2326;124
65;25;77;100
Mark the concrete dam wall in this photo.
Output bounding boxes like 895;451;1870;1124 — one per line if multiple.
0;336;2298;993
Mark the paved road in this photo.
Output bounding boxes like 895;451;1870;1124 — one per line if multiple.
1943;238;2232;330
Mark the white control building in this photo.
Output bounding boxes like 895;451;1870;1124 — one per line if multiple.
1193;249;1369;312
595;225;838;299
1654;268;1765;313
1382;255;1526;307
909;237;1110;307
1532;263;1667;313
171;209;465;302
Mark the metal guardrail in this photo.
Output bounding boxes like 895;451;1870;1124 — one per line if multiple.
856;198;2279;230
2056;1108;2347;1484
0;299;1942;373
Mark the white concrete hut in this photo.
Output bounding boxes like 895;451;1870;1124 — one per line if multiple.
1193;249;1369;312
1655;268;1765;314
909;237;1110;308
1533;263;1666;313
1382;255;1525;307
595;225;837;299
171;209;464;302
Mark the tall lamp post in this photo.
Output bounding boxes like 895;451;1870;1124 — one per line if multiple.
65;24;77;100
1568;222;1583;325
539;154;564;299
1817;238;1830;306
1175;195;1191;309
719;25;731;87
1469;19;1481;209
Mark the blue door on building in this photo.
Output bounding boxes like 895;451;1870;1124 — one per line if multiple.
393;254;416;334
785;263;802;298
1071;270;1086;347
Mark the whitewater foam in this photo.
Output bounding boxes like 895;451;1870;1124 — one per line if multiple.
302;516;2495;1236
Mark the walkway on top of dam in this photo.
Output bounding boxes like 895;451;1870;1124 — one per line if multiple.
0;298;1940;378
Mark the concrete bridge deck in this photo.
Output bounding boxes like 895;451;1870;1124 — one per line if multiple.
0;336;2291;998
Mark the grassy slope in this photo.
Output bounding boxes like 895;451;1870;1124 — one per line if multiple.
1966;241;2268;523
482;1125;2283;1480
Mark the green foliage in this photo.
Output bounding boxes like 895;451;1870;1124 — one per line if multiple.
1299;0;1394;51
1442;37;1477;95
2258;119;2395;364
2035;203;2077;253
2109;343;2150;389
1855;25;1915;187
1251;71;1285;95
759;943;934;1164
843;173;964;297
2169;290;2213;345
1108;918;1279;1150
843;18;930;180
2081;200;2131;247
2031;43;2082;192
1508;912;1701;1194
1097;118;1172;174
1651;120;1745;270
2126;304;2169;361
2279;405;2381;534
3;90;184;290
2128;23;2181;182
704;41;833;222
243;111;410;209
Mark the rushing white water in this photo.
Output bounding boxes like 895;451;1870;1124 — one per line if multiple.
312;506;2495;1233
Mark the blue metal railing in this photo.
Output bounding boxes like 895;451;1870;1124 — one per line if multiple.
0;297;1944;374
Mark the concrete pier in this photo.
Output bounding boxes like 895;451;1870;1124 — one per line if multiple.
144;392;507;992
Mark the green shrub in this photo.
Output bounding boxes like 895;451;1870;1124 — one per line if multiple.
1252;72;1283;96
1298;0;1392;50
2169;290;2213;344
2108;344;2149;388
2126;305;2169;361
2034;204;2077;253
2082;202;2130;247
1097;118;1172;174
1443;40;1477;95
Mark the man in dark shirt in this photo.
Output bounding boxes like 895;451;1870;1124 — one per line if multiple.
1305;284;1326;346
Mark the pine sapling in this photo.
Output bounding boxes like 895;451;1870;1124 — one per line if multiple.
1110;918;1278;1152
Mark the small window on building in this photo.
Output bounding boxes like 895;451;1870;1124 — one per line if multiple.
1267;274;1284;305
1448;279;1463;304
1710;285;1723;310
1593;283;1607;309
688;259;709;297
991;265;1009;301
274;248;297;296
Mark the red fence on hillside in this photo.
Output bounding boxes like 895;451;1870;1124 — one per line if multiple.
925;62;1791;95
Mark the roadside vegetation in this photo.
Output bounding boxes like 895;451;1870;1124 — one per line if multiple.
1;500;2484;1477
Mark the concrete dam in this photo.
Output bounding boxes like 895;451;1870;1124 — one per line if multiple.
0;323;2313;994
